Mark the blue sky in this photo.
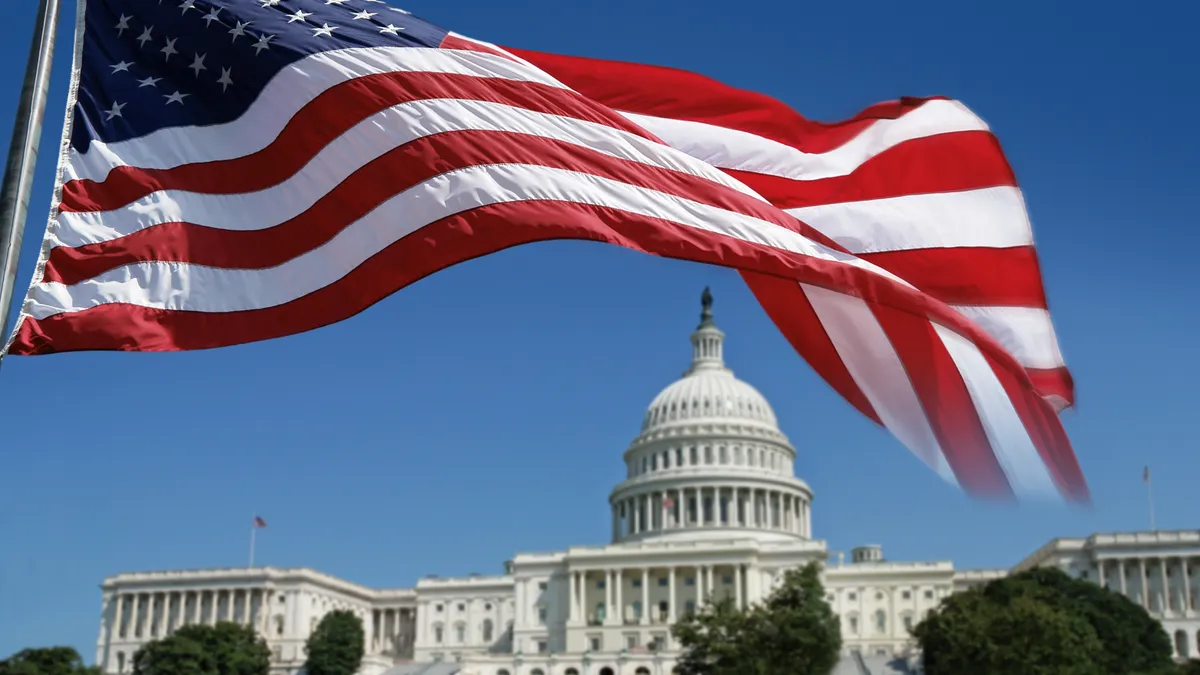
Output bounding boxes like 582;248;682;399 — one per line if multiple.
1;0;1197;663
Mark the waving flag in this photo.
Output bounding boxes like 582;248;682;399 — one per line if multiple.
3;0;1086;502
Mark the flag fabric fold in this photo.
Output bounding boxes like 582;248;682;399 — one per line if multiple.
3;0;1086;502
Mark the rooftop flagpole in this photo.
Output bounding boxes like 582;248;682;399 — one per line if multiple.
0;0;61;363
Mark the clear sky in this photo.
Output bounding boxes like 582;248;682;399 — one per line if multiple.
1;0;1197;663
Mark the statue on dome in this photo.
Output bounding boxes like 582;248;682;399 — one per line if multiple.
700;287;714;325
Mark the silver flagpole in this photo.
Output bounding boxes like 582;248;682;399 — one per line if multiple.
0;0;61;356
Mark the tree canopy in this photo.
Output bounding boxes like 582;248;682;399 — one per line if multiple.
672;561;841;675
0;648;99;675
914;567;1175;675
303;610;365;675
132;622;269;675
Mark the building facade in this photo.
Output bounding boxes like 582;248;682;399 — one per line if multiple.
93;293;1200;675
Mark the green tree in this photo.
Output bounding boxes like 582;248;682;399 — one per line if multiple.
673;562;841;675
0;647;100;675
131;622;268;675
914;567;1174;675
304;610;365;675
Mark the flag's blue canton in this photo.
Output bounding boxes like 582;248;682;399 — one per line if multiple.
73;0;449;152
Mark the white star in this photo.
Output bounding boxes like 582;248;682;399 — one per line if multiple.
178;0;197;14
352;10;378;19
252;34;274;55
217;67;234;92
379;24;402;35
164;91;189;105
136;25;154;47
104;101;127;121
115;14;132;36
287;9;313;23
312;23;337;37
137;76;161;88
188;53;207;77
201;7;222;27
161;37;178;61
260;0;281;5
110;60;133;74
229;20;251;42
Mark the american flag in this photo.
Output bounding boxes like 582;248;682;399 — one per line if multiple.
253;515;267;528
4;0;1087;502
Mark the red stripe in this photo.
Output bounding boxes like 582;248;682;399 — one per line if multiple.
859;246;1048;309
440;34;518;61
1027;367;1075;409
741;271;882;425
725;131;1018;209
44;129;815;286
984;351;1090;502
506;47;941;155
60;70;662;213
869;303;1014;498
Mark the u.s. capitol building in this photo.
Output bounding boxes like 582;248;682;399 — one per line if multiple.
93;293;1200;675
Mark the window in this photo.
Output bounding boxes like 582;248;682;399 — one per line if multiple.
597;580;606;589
719;446;727;464
902;615;913;632
537;640;547;654
436;604;444;612
626;634;639;649
848;592;857;601
433;624;444;643
657;577;668;587
690;447;698;464
538;582;547;591
632;579;642;588
924;590;934;600
875;610;886;633
537;607;547;625
685;600;695;614
676;448;684;466
454;623;465;643
704;446;713;464
457;603;465;612
722;575;733;585
902;590;911;600
116;652;125;674
482;619;494;642
531;670;546;675
633;601;642;619
685;577;695;586
1080;570;1089;580
848;616;859;634
590;636;601;651
651;455;658;470
485;603;492;611
875;592;883;600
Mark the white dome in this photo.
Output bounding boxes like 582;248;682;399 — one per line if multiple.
609;289;812;545
642;369;778;431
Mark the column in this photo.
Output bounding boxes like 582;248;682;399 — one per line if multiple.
615;570;624;624
1182;557;1193;614
158;594;169;636
1159;560;1170;614
569;572;579;622
794;499;801;535
667;568;677;622
112;593;125;640
707;567;715;602
1098;560;1107;589
734;565;743;609
697;566;707;603
1119;561;1128;596
640;568;649;625
1139;558;1149;609
605;570;616;625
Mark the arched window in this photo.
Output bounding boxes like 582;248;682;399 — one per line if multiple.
497;670;511;675
875;610;887;633
1175;630;1189;657
636;668;651;675
116;652;125;674
564;669;580;675
530;670;546;675
454;622;465;643
482;618;494;642
599;668;615;675
433;622;444;643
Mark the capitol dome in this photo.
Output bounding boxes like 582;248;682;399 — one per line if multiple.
608;289;813;544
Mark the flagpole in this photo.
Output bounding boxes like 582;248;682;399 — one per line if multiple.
249;518;257;568
0;0;61;357
1146;468;1156;532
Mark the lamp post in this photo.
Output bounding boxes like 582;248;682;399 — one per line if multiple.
582;650;592;675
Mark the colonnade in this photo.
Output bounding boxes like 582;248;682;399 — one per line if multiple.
106;588;272;642
612;486;808;540
1097;556;1197;615
371;607;416;655
567;565;749;626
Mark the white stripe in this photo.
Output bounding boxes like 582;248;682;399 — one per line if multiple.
620;99;989;182
67;46;571;184
784;186;1032;253
932;323;1061;500
57;98;763;247
950;305;1065;370
802;284;958;485
28;164;893;318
